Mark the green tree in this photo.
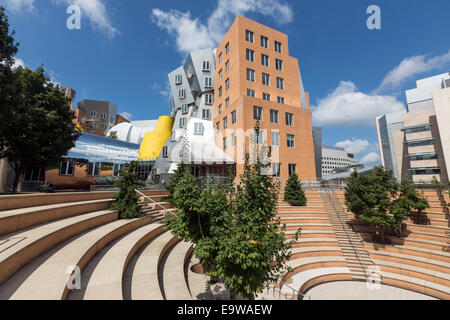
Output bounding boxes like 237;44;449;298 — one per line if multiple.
284;173;307;206
165;170;207;242
393;179;430;225
111;161;145;219
213;148;299;300
345;167;403;244
165;161;187;205
0;6;18;83
0;66;79;193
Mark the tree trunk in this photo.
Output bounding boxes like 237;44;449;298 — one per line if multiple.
230;291;236;300
418;209;422;225
12;170;22;194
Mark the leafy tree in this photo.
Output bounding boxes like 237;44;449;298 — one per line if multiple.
394;179;430;225
165;161;187;205
345;167;403;244
165;170;207;242
212;148;299;300
0;66;79;193
284;173;307;206
111;161;145;219
0;6;18;81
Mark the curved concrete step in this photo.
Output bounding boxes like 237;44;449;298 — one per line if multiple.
0;199;114;236
364;242;450;264
0;192;116;211
0;210;117;286
0;216;152;300
124;231;176;300
373;259;450;287
290;246;342;259
367;249;450;274
381;271;450;300
161;241;194;300
68;222;165;300
406;223;449;234
285;230;336;238
292;238;339;248
281;267;352;296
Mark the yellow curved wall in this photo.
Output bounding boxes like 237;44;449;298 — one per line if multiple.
138;116;174;161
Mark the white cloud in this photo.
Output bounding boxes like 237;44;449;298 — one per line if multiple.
12;58;25;69
120;112;132;120
53;0;119;37
3;0;35;14
312;81;405;127
151;0;293;54
360;152;381;164
376;50;450;93
335;138;370;156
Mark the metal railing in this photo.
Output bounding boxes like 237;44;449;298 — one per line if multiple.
135;189;177;217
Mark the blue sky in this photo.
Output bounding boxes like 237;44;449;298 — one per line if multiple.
2;0;450;164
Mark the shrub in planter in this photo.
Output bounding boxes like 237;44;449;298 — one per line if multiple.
284;173;307;206
110;161;145;219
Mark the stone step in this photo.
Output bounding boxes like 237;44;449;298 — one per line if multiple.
162;241;194;300
68;223;165;300
124;231;177;300
0;216;153;300
0;210;117;286
0;199;114;236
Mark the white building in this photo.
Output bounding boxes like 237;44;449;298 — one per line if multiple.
107;120;159;145
321;145;358;177
377;72;450;184
151;49;234;184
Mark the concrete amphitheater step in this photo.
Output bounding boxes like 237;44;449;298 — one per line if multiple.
278;207;326;212
373;259;450;287
364;242;450;263
283;223;333;231
283;256;348;284
290;247;343;259
278;217;330;224
123;231;177;300
406;223;449;234
0;216;153;300
68;222;165;300
277;212;329;223
292;238;339;248
0;210;117;286
160;240;194;300
380;271;450;300
161;241;194;300
281;267;352;296
0;192;117;211
0;199;114;236
285;230;335;238
405;230;449;243
367;249;450;274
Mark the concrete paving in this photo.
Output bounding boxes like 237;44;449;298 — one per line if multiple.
303;280;438;300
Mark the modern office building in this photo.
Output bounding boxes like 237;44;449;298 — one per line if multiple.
313;126;323;178
321;145;358;177
151;48;234;185
376;72;450;184
74;100;119;136
213;16;316;181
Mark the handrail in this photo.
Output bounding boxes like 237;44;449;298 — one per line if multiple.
135;189;177;217
326;191;370;279
264;283;310;300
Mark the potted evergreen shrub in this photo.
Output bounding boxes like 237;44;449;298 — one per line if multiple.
284;173;307;206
